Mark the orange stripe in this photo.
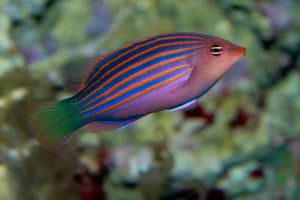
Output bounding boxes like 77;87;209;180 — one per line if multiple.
81;41;202;99
85;35;202;82
83;36;203;87
85;41;202;90
80;45;200;104
83;70;189;119
81;64;190;118
81;54;188;108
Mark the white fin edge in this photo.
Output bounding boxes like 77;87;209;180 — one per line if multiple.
168;99;197;112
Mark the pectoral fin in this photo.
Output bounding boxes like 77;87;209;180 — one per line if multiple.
169;63;194;93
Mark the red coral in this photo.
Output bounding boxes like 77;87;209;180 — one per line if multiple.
183;104;215;125
249;167;264;179
229;108;251;128
75;147;110;200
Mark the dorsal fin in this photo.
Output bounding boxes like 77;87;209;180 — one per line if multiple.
79;55;106;89
62;55;105;92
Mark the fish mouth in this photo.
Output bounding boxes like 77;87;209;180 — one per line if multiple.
241;47;246;56
230;45;246;57
238;46;246;56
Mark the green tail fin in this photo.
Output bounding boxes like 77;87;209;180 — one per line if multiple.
29;100;82;151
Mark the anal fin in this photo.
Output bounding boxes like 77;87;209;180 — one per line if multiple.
168;99;197;112
84;116;143;133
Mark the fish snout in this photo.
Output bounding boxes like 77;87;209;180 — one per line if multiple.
240;47;246;56
228;43;246;57
235;45;246;56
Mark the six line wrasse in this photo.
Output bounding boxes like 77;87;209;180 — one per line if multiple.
29;32;246;151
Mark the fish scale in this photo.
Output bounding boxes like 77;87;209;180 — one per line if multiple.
80;47;202;109
80;41;204;102
83;34;205;86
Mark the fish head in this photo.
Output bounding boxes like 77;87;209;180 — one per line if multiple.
193;35;246;81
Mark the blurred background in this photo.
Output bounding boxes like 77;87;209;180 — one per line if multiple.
0;0;300;199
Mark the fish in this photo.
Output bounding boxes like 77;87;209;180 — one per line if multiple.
29;32;246;151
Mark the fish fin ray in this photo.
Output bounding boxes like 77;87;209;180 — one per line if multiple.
84;116;144;133
169;65;194;93
29;101;82;151
63;55;106;92
169;99;198;112
81;55;106;87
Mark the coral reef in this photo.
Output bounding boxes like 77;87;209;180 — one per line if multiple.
0;0;300;199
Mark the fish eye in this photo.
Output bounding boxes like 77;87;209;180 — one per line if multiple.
210;45;223;56
71;99;77;105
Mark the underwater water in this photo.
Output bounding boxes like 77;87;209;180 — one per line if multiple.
0;0;300;199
